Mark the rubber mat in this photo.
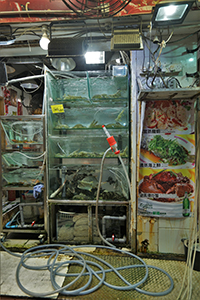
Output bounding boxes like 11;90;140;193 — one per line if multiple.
58;253;200;300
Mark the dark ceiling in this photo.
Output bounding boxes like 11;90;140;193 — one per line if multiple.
0;6;199;101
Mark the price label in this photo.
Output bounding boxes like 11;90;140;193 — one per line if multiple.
51;104;64;113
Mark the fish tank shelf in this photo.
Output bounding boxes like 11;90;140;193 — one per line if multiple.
48;134;128;159
138;87;200;101
49;105;128;132
45;69;130;211
46;70;129;102
48;164;129;201
2;168;43;187
2;151;44;168
0;115;44;145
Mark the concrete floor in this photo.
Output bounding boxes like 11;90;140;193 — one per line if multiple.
1;237;200;300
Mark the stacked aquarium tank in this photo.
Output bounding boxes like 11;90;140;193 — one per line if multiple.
45;68;130;244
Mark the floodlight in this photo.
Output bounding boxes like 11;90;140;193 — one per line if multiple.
152;0;194;27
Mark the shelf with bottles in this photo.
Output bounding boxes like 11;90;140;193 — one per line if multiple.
48;103;129;133
0;115;44;145
48;131;129;159
45;69;129;104
48;163;129;202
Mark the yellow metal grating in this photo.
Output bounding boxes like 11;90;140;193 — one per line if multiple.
58;254;200;300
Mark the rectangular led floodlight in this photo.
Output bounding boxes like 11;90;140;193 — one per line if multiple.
152;0;194;27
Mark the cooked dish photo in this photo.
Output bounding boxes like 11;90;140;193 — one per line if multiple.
141;135;194;166
144;100;194;131
139;170;194;202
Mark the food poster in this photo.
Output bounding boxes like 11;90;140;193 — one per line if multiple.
138;99;195;218
140;134;195;169
143;100;195;134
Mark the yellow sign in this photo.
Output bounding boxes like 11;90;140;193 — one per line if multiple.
51;104;64;113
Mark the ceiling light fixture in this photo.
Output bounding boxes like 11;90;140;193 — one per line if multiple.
85;51;105;64
152;0;194;27
39;25;50;51
51;58;76;71
20;80;39;89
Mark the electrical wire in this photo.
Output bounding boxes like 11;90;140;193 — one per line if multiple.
176;145;199;300
166;77;182;88
12;25;43;38
167;29;200;44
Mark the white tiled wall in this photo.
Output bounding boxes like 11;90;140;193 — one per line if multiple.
158;218;192;254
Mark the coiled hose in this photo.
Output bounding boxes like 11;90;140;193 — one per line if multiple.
0;242;174;297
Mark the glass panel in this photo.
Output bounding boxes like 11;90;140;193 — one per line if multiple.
48;164;129;201
0;117;43;145
49;105;128;131
45;69;129;203
48;133;128;159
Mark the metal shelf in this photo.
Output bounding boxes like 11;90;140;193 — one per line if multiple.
138;87;200;101
2;186;35;191
48;199;130;206
0;114;45;120
0;115;46;238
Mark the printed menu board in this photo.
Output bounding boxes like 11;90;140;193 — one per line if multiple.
138;99;195;218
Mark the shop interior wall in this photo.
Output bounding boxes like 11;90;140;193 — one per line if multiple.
0;86;32;116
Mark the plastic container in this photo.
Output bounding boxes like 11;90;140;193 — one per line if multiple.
112;65;128;77
182;239;200;271
8;190;16;201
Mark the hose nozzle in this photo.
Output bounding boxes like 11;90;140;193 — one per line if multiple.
102;125;120;155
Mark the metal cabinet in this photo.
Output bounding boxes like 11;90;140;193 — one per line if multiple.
0;115;46;238
45;69;130;245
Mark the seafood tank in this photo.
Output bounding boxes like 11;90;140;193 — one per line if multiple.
0;115;45;236
0;116;44;187
45;69;130;243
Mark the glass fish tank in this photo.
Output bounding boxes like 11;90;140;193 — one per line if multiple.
0;116;44;145
48;164;129;201
45;68;130;204
0;115;45;188
48;103;128;133
45;70;129;103
48;131;129;159
88;71;129;101
46;71;89;102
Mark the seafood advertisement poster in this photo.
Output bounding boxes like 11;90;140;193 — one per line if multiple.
138;169;195;218
140;134;195;169
143;100;195;134
139;99;195;218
